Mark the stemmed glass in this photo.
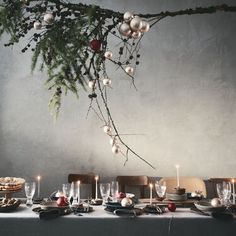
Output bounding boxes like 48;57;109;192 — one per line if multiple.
70;182;79;206
111;181;119;202
62;183;71;204
25;182;36;207
100;183;111;205
155;181;166;201
216;182;232;206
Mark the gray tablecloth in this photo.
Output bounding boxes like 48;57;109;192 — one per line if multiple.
0;204;235;236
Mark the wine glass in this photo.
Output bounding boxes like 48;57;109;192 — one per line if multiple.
25;182;36;207
155;181;166;200
62;183;71;204
100;183;111;205
111;181;119;202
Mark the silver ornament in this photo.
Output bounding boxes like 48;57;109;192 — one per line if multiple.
132;31;141;39
103;125;112;134
211;198;221;207
123;11;133;23
125;66;134;76
140;20;150;33
88;80;96;89
112;145;120;154
43;13;54;25
34;22;42;30
103;78;112;86
119;23;131;37
104;51;113;59
130;16;143;32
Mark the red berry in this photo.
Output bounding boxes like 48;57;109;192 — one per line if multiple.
90;39;102;51
168;203;176;212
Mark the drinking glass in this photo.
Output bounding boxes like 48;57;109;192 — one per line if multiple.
111;181;119;202
155;181;166;200
217;182;232;206
62;183;71;204
70;182;79;205
100;183;111;205
25;182;36;207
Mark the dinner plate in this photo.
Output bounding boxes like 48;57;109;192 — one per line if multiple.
166;193;187;201
194;201;226;213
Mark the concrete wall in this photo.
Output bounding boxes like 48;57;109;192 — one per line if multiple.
0;0;236;196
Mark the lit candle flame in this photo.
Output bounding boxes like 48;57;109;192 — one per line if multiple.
77;180;80;185
149;183;153;188
232;179;235;183
175;164;180;169
95;175;99;181
37;176;41;181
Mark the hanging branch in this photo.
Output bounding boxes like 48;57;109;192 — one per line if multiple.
0;1;236;169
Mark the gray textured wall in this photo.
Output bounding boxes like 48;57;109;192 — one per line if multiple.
0;0;236;196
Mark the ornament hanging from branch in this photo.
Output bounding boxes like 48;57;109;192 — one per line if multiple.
0;1;236;169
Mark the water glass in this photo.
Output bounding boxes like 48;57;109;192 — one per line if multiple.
100;183;111;205
111;181;119;202
25;182;36;207
155;181;166;200
70;182;79;205
62;183;71;204
216;182;232;206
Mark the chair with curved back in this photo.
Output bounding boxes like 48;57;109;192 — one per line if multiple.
68;173;96;199
159;177;207;197
116;175;149;198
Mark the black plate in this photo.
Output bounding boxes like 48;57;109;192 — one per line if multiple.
105;202;134;211
104;207;143;217
72;205;93;213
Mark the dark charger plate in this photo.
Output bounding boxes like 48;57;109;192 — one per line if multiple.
105;202;134;211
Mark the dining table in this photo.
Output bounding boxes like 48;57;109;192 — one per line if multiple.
0;200;236;236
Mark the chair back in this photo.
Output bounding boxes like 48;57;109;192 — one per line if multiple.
159;177;207;197
68;174;96;198
116;175;149;198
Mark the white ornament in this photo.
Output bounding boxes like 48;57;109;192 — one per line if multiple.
44;13;54;25
103;125;112;134
123;11;133;22
103;78;112;86
121;197;133;207
88;80;96;89
132;31;141;39
130;16;143;32
140;20;150;33
119;23;131;37
104;51;113;59
34;22;42;30
112;145;120;154
125;66;134;76
211;198;222;207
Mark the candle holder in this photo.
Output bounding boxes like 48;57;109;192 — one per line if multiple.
173;187;186;195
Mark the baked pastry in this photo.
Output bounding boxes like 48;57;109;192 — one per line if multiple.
0;177;25;191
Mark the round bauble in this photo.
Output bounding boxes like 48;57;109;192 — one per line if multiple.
168;203;176;212
104;51;113;59
211;198;221;207
88;80;96;89
125;66;134;76
119;23;131;37
121;197;133;207
123;11;133;22
103;78;112;86
130;16;143;32
112;145;120;154
132;31;141;39
43;13;54;25
34;21;42;30
140;20;150;33
90;39;102;51
103;125;112;134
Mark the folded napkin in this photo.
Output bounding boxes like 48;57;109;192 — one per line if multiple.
39;209;60;220
114;208;142;217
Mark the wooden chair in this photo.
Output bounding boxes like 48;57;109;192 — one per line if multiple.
116;175;149;198
159;177;207;197
68;174;96;198
209;178;235;198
